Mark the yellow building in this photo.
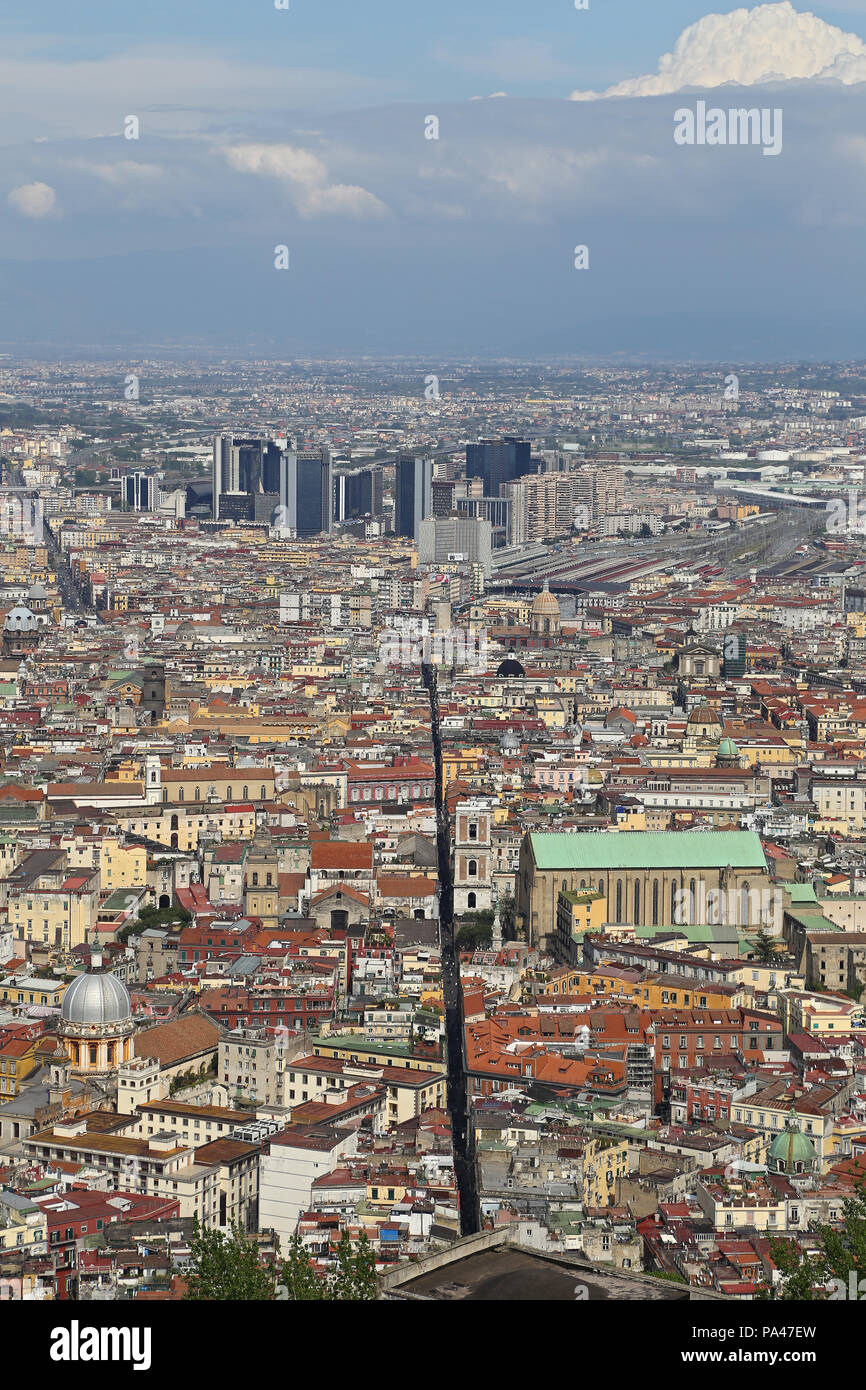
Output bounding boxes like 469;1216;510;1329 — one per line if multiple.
9;869;98;952
442;746;487;789
610;806;647;831
583;1138;631;1208
284;1056;445;1126
101;839;148;892
730;1091;834;1168
113;802;258;851
0;1032;43;1097
0;1196;47;1255
778;988;866;1039
368;1176;409;1206
549;963;740;1011
310;1035;445;1077
0;977;67;1010
555;889;607;963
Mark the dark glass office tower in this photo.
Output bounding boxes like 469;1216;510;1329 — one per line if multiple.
333;465;384;521
280;448;333;536
465;436;532;497
394;454;433;540
123;472;153;511
212;435;284;520
432;479;455;517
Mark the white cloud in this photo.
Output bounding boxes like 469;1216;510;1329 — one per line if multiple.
571;1;866;99
222;141;387;219
69;160;165;186
0;47;392;144
7;181;56;217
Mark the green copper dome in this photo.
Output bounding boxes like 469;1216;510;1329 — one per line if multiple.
717;737;739;757
768;1110;818;1173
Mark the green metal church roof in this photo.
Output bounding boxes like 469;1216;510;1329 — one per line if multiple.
528;829;767;873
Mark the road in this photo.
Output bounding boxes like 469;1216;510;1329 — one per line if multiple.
2;462;94;617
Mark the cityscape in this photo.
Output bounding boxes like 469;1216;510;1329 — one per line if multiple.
3;0;866;1359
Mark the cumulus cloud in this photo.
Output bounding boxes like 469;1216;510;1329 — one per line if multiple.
571;1;866;99
7;180;56;217
221;141;388;219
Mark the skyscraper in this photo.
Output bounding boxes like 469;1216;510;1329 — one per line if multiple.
333;465;383;522
417;516;492;575
465;436;533;497
395;454;433;540
123;472;154;511
279;448;333;537
212;435;284;522
212;436;332;535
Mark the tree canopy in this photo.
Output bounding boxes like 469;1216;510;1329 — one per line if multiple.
182;1219;378;1301
760;1173;866;1299
182;1219;278;1301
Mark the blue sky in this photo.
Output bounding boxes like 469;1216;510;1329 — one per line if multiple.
2;0;864;102
4;2;866;357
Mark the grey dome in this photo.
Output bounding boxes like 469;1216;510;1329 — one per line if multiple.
4;605;38;631
61;970;132;1025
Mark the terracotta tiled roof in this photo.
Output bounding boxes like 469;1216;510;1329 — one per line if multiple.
135;1011;223;1066
311;842;373;870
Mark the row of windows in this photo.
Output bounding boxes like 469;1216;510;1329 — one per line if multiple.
349;783;432;801
162;785;267;802
566;876;756;926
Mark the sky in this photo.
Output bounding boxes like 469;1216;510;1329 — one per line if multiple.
3;1;866;359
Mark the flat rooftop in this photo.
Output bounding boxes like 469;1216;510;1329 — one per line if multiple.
402;1247;691;1301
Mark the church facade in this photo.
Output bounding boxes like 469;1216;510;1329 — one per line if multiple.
517;829;772;951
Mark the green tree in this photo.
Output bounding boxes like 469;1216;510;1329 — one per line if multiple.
280;1230;378;1300
182;1218;279;1300
281;1233;328;1300
456;920;492;951
326;1229;378;1300
757;1237;826;1301
500;891;516;940
751;929;779;964
759;1173;866;1299
817;1173;866;1286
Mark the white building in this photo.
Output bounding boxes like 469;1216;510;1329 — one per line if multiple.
258;1127;359;1245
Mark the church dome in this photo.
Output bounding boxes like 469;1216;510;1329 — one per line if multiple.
531;581;560;618
718;737;739;758
687;703;720;726
768;1111;818;1173
27;581;48;602
61;967;132;1025
4;605;38;632
497;656;526;678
